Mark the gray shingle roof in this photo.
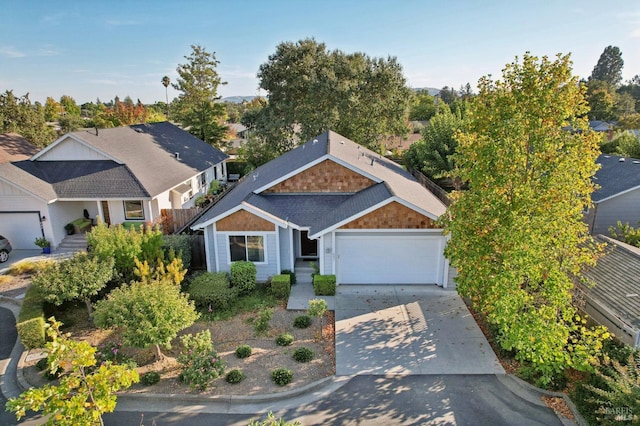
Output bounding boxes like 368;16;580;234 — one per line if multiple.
592;154;640;203
0;162;57;202
67;122;227;197
193;131;447;233
13;160;148;199
582;235;640;330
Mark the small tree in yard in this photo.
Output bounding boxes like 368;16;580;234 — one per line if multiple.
6;318;138;426
93;278;199;361
31;253;114;319
308;298;328;339
444;52;609;386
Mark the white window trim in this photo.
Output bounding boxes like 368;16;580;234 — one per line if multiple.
226;232;268;265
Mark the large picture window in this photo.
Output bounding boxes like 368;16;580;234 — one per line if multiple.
124;200;144;220
229;235;265;262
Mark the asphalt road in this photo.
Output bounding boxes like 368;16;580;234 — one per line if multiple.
103;375;562;426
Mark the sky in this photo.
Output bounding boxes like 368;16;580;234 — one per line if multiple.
2;0;640;105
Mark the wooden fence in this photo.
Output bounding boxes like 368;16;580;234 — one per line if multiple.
161;208;199;234
408;168;451;206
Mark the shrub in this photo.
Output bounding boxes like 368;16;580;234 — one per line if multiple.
293;315;312;329
248;412;301;426
271;274;291;299
275;333;294;346
141;371;161;386
253;305;273;335
313;275;336;296
271;368;293;386
162;234;193;270
95;342;136;368
230;261;257;296
36;357;49;371
236;344;252;359
188;272;237;310
226;369;245;384
292;347;314;363
177;330;225;390
280;269;296;285
17;285;46;349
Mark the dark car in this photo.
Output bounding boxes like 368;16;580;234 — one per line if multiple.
0;235;12;263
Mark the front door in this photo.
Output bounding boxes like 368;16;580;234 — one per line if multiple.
300;230;318;257
100;201;111;225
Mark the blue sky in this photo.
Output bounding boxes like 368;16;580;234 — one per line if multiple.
2;0;640;105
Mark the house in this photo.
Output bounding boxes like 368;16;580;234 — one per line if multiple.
0;122;228;250
580;235;640;348
586;154;640;235
191;130;450;286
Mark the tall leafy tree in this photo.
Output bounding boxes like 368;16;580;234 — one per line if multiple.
444;53;609;386
59;95;81;116
0;90;56;146
253;38;412;153
172;44;228;147
43;96;62;122
404;106;466;189
590;45;624;87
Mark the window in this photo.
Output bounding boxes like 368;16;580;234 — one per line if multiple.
229;235;265;262
199;172;206;189
124;200;144;220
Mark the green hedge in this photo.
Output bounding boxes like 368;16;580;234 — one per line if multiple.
163;234;193;270
188;272;237;309
17;285;46;349
230;261;257;296
271;274;291;299
313;275;336;296
280;269;296;285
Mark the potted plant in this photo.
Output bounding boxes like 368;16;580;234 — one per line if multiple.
64;223;75;235
34;237;51;254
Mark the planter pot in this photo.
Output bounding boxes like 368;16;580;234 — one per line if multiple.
42;247;51;254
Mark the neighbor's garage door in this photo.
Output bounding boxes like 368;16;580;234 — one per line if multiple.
336;233;445;284
0;212;42;249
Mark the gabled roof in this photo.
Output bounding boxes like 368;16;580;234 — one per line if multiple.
0;162;57;202
13;160;148;199
592;154;640;203
0;133;40;163
35;122;228;198
193;131;447;234
582;235;640;330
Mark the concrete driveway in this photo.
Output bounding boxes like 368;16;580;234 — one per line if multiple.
335;285;505;376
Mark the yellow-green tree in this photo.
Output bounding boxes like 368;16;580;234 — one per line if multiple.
444;53;609;386
6;318;138;425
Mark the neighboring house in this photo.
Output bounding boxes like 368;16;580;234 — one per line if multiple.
0;122;227;250
384;133;422;154
224;123;248;160
585;154;640;235
589;120;615;140
192;130;450;286
580;235;640;348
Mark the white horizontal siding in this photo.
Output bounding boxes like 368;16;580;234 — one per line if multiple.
37;137;111;161
214;232;278;282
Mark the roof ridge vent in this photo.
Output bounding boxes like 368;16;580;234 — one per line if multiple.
175;152;180;160
253;172;259;181
634;161;640;164
313;139;318;144
134;127;144;133
619;157;626;162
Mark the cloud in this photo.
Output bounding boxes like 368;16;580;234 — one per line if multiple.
36;46;61;57
0;47;26;58
631;28;640;38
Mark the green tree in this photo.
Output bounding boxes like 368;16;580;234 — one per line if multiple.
172;44;228;147
6;318;138;426
590;45;624;87
409;90;437;121
444;53;609;386
254;38;412;152
44;97;62;121
586;80;616;121
93;278;199;360
60;95;81;117
0;90;56;146
618;75;640;113
404;106;467;190
31;253;114;319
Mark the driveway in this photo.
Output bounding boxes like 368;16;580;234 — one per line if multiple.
335;285;505;376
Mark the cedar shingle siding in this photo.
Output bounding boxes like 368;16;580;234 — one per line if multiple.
216;210;274;231
341;201;436;229
264;160;374;193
